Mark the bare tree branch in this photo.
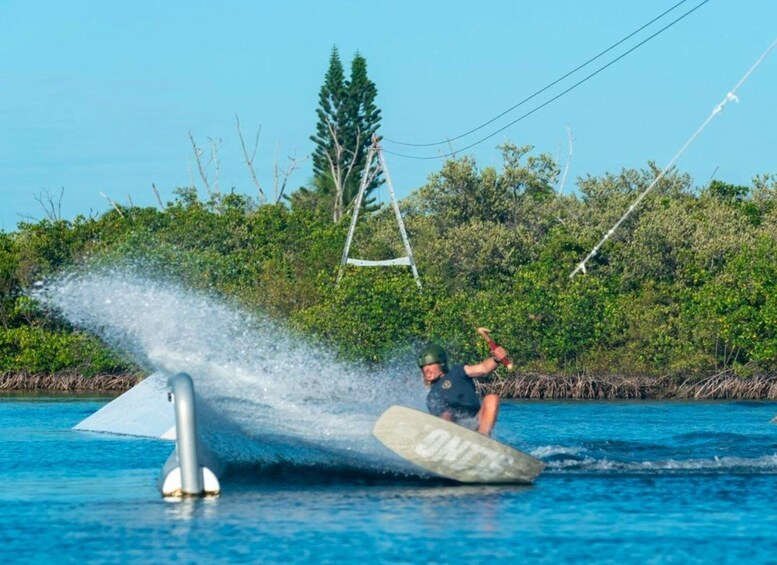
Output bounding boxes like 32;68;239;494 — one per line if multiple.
99;191;125;218
275;152;307;204
33;187;64;221
152;183;164;209
323;117;361;223
189;130;211;196
706;165;720;188
323;118;344;222
208;136;222;195
236;114;266;204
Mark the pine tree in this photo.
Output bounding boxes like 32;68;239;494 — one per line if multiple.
310;47;347;185
304;47;383;222
343;52;382;207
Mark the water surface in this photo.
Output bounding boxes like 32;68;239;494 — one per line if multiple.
18;270;777;562
2;398;776;563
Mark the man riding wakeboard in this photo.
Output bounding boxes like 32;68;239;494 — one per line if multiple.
417;344;507;437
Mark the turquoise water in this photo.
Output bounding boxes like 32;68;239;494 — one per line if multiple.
2;398;777;564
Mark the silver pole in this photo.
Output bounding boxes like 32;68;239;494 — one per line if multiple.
337;143;377;284
168;372;203;495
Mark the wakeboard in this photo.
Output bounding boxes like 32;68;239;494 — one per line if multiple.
372;405;544;484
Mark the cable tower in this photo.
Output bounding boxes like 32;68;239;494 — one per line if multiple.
337;136;421;288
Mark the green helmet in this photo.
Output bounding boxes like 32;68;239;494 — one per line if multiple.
417;344;449;373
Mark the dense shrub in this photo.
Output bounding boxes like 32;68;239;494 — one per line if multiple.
1;151;775;378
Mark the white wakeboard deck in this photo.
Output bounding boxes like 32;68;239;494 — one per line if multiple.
373;405;544;484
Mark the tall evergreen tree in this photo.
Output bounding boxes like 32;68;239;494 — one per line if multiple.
305;47;383;222
310;47;348;184
344;52;382;204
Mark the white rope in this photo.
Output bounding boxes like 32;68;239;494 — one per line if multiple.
570;36;777;279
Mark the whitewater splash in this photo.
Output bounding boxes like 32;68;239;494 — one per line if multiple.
36;266;427;475
533;445;777;474
37;267;777;481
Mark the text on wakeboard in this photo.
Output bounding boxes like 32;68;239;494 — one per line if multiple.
413;428;515;478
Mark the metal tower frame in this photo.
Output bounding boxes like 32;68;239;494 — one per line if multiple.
337;137;421;288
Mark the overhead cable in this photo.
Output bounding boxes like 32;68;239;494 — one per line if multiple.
569;35;777;278
385;0;711;161
385;0;692;148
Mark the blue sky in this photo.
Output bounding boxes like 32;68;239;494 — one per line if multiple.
1;0;775;230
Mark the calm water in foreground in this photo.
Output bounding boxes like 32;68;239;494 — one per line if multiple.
2;397;777;563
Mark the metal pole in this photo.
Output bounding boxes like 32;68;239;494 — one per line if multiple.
377;148;422;288
168;372;203;495
337;142;377;285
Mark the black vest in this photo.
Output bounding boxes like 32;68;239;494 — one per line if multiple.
426;364;481;418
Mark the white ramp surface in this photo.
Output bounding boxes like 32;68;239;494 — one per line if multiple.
74;371;175;439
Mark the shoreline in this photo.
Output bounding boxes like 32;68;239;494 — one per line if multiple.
3;372;777;400
482;373;777;400
0;373;144;393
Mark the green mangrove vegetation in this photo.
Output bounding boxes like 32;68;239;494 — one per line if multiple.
2;48;776;394
1;145;776;390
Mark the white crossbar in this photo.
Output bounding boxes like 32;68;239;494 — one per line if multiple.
346;257;412;267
